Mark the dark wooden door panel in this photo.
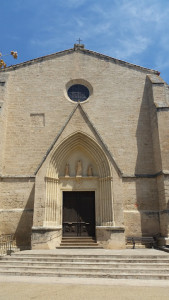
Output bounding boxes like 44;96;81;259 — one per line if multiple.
63;191;95;237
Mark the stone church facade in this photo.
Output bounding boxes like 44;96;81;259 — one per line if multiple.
0;43;169;249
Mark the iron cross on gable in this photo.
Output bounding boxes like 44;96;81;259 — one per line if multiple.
77;38;82;44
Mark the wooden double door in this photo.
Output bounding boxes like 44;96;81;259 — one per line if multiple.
63;191;95;237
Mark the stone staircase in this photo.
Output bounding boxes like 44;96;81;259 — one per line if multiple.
0;250;169;280
59;237;101;248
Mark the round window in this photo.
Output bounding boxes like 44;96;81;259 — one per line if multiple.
67;84;89;102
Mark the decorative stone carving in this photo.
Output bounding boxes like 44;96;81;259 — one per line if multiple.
65;163;70;177
87;165;93;176
76;160;82;177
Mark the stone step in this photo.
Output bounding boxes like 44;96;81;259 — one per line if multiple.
9;253;169;259
60;242;99;245
61;240;97;243
2;256;169;263
58;248;103;249
0;265;169;274
60;241;97;244
0;270;169;280
60;241;99;244
59;237;100;248
1;250;169;280
56;243;101;249
61;237;96;240
1;261;169;268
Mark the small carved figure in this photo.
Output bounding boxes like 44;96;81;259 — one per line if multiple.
76;160;82;177
87;165;93;176
65;163;70;177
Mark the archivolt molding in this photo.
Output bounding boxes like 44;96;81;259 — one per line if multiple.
47;131;112;179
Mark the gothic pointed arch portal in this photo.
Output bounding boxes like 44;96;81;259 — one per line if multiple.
44;132;114;232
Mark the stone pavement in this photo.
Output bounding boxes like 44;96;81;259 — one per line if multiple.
0;249;169;299
0;276;169;300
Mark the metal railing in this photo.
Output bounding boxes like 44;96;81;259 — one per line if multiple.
0;234;17;256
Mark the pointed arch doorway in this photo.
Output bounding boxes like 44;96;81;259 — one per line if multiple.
63;191;95;237
31;132;126;250
44;132;114;231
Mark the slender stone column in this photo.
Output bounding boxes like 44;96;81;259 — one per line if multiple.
105;178;109;223
44;177;58;226
45;177;48;223
99;177;113;226
56;179;60;226
99;178;103;225
110;176;115;226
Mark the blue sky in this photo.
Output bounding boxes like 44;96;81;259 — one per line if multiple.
1;0;169;83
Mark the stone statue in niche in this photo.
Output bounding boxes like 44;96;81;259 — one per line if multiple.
65;163;70;177
87;165;93;176
76;160;82;177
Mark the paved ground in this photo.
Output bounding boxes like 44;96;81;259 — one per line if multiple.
0;249;169;300
0;276;169;300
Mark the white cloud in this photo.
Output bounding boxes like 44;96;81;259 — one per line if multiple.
112;36;150;60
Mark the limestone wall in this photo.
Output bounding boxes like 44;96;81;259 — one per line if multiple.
123;177;159;236
0;73;9;175
0;178;34;248
1;51;155;176
147;75;169;243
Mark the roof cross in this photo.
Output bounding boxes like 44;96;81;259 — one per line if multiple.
77;38;82;44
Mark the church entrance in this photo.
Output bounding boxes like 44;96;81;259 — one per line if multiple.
63;191;95;237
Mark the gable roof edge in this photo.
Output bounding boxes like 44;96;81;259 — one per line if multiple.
0;48;74;72
76;48;159;75
0;46;159;75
